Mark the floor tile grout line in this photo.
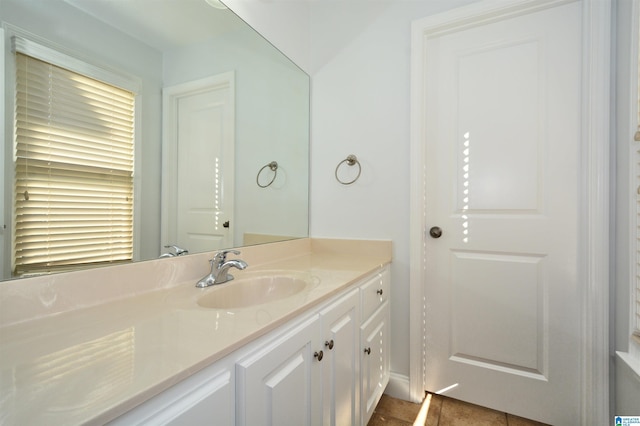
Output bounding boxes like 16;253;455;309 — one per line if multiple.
371;394;544;426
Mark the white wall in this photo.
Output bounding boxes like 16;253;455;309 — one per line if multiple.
225;0;479;389
310;0;481;392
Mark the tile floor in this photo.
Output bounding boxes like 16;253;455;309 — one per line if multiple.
368;394;550;426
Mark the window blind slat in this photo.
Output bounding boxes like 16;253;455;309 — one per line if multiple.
15;109;134;139
15;101;134;133
17;161;131;182
16;54;133;101
13;52;135;276
15;80;134;112
15;145;134;169
15;127;134;151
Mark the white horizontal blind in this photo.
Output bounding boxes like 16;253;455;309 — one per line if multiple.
13;53;134;275
633;143;640;337
635;136;640;337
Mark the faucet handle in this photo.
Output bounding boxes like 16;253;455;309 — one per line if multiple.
213;249;241;265
164;245;189;256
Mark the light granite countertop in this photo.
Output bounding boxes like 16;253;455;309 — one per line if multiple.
0;238;391;425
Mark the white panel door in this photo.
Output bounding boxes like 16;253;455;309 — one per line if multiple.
162;74;235;254
423;2;581;424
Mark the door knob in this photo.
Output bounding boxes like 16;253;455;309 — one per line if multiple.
429;226;442;238
223;221;230;228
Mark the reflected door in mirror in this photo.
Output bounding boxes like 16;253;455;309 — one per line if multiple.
163;74;235;253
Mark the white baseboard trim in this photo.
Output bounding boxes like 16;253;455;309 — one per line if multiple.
384;372;417;402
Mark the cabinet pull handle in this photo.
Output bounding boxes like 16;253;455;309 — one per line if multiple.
314;350;324;361
364;347;371;355
325;340;334;350
377;289;383;295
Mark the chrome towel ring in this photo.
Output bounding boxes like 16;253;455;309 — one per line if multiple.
257;161;278;188
335;154;361;185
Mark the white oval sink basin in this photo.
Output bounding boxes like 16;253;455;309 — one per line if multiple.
197;275;311;309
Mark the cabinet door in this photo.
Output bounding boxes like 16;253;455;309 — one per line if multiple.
320;288;360;426
361;301;390;425
236;314;322;426
109;361;234;426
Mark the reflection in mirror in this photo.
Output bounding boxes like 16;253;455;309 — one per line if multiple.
0;0;309;280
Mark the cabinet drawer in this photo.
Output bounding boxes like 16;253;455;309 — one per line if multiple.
360;267;389;322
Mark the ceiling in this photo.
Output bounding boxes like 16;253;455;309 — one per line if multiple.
62;0;246;52
61;0;398;74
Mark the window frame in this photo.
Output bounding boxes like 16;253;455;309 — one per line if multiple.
633;17;640;344
3;28;142;277
624;0;640;366
635;38;640;341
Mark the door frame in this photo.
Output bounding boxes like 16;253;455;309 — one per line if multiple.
0;27;6;279
408;0;611;424
161;72;235;251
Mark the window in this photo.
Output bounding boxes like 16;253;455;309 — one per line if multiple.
12;40;135;276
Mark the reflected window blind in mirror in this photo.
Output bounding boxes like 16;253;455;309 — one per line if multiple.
13;51;135;276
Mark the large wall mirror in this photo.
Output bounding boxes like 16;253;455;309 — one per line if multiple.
0;0;309;280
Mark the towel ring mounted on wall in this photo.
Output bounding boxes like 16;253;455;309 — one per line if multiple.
335;154;361;185
257;161;278;188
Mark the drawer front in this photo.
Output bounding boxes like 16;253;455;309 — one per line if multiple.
360;266;389;322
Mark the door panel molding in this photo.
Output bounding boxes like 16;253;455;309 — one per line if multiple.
449;250;546;376
408;0;611;424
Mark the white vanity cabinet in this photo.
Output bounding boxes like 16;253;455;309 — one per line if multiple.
235;287;361;426
108;357;235;426
359;268;391;425
111;264;390;426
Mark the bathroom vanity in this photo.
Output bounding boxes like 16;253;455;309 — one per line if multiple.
0;238;391;425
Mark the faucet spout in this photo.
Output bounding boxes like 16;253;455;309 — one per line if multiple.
196;250;248;288
216;259;248;284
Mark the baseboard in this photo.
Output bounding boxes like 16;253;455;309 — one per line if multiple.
384;372;417;402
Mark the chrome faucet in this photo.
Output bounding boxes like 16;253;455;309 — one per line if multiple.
196;250;248;288
160;245;189;258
